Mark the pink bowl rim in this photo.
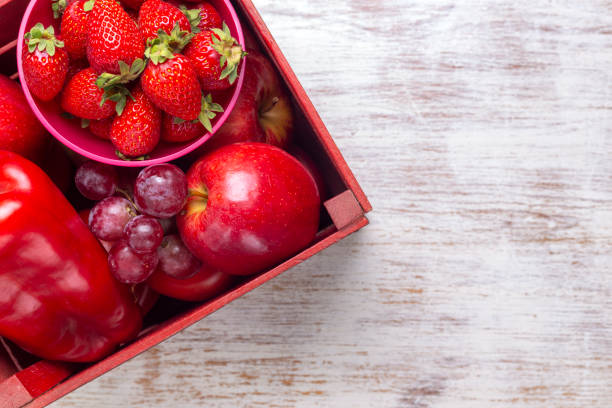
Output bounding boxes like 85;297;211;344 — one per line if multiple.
17;0;246;167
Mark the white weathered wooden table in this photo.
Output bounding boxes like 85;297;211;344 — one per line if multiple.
52;0;612;406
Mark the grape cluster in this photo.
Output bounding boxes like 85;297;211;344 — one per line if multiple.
76;161;200;284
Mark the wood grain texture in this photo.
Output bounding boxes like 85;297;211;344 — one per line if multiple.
51;0;612;406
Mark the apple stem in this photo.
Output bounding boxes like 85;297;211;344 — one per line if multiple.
189;188;208;200
260;97;279;115
184;186;209;216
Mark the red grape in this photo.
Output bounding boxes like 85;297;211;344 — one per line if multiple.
75;161;118;200
89;196;137;241
134;164;188;218
108;239;159;284
124;215;164;254
157;234;201;279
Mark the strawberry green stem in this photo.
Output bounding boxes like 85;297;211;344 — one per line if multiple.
197;93;224;132
51;0;68;18
96;59;146;116
24;23;64;56
115;151;150;161
179;5;202;34
145;23;194;65
211;22;246;84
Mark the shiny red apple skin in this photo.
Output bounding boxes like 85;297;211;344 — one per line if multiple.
203;52;293;152
147;263;235;302
288;146;327;201
177;143;320;276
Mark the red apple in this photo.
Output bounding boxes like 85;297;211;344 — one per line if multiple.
288;146;328;201
204;51;294;152
147;262;235;302
177;143;321;276
0;74;48;161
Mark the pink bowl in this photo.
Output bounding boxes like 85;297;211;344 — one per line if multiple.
17;0;245;167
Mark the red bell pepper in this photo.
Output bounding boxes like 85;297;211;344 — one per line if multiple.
0;151;142;362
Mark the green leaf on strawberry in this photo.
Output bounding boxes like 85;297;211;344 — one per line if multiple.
25;23;64;57
197;93;224;132
179;5;202;34
115;151;150;161
96;59;146;88
96;59;146;116
52;0;68;19
103;87;133;116
83;0;96;12
145;23;194;65
210;22;245;85
170;93;223;133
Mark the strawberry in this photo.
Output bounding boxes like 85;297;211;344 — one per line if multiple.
60;0;91;60
86;0;145;74
22;24;70;102
61;68;116;119
161;93;222;142
168;0;221;32
183;22;245;91
111;85;161;158
141;24;201;120
141;54;201;120
138;0;191;41
190;2;221;31
0;74;48;160
161;113;204;142
89;117;114;139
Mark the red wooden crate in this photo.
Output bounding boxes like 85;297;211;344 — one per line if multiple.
0;0;371;406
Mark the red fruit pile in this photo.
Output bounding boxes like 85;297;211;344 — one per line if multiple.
22;0;243;160
75;160;202;284
21;0;320;306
